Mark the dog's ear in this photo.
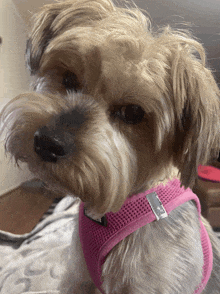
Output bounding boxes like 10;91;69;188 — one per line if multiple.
26;2;72;75
26;0;113;76
167;31;220;188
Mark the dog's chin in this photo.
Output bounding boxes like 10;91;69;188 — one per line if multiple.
34;178;72;198
27;162;115;215
40;179;114;218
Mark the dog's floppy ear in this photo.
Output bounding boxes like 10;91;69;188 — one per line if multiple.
26;2;72;75
26;0;114;76
167;31;220;188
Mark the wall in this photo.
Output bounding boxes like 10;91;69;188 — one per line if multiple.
0;0;34;196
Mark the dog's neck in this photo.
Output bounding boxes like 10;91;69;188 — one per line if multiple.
85;166;180;221
145;166;180;191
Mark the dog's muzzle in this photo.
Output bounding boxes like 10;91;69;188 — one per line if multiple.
34;107;85;162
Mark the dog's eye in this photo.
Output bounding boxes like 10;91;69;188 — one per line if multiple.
62;71;80;91
113;104;145;124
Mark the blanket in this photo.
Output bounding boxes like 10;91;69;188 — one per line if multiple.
0;195;80;294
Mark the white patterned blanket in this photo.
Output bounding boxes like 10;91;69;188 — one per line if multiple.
0;196;80;294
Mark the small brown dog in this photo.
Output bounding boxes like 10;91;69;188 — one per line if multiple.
1;0;220;293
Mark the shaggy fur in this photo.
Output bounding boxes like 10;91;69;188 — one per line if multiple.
1;0;220;293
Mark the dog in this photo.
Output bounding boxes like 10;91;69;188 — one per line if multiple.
1;0;220;293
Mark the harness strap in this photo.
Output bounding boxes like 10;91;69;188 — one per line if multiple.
79;179;213;293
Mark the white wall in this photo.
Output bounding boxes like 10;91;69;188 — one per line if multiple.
0;0;34;196
12;0;54;26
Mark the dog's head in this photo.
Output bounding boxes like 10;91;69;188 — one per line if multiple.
1;0;220;215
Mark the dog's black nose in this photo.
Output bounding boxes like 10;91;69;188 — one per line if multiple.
34;126;74;163
34;108;85;162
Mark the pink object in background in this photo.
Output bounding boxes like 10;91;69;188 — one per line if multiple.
198;165;220;182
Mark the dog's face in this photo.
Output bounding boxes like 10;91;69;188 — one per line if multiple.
1;0;220;216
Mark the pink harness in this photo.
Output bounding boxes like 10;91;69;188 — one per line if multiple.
79;179;213;293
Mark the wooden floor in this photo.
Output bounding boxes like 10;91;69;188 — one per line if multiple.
0;180;58;235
